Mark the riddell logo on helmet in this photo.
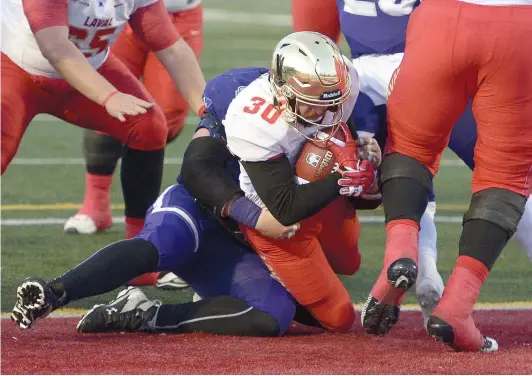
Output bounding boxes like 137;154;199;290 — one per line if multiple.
320;90;342;100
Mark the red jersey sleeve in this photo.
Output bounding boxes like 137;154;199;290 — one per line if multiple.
129;0;181;52
22;0;68;33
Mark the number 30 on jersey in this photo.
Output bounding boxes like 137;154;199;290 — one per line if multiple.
344;0;417;17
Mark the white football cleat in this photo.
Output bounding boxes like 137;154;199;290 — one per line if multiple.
156;272;188;290
64;213;112;235
416;275;445;330
192;293;202;302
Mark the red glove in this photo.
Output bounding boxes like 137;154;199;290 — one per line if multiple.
337;160;376;197
323;123;376;197
324;122;359;171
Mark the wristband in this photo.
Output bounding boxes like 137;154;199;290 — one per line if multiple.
228;196;261;228
102;90;119;107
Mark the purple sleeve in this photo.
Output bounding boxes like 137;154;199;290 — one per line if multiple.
228;196;261;229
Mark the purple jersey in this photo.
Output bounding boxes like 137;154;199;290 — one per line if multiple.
337;0;420;58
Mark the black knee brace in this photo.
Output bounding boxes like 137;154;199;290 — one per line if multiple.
379;153;434;224
83;130;123;175
463;188;526;236
460;188;526;269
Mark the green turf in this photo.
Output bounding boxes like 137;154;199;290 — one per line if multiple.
2;1;531;313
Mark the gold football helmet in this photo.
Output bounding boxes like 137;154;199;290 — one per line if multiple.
269;31;353;137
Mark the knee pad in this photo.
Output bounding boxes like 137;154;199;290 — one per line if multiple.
380;153;433;191
463;188;526;237
126;107;168;150
83;130;123;174
379;153;434;224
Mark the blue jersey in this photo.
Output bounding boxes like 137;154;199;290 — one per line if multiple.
337;0;420;58
183;67;268;185
201;67;269;128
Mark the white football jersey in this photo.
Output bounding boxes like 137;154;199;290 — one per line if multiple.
164;0;201;12
1;0;158;78
224;59;360;208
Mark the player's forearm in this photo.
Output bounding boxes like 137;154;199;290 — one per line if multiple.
242;158;341;226
35;27;117;105
181;136;243;217
155;39;206;116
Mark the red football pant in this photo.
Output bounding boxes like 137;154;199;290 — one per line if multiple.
241;197;361;332
292;0;341;44
112;5;203;140
1;52;167;174
386;0;532;197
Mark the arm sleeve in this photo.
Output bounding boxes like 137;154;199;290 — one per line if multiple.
23;0;68;32
241;157;341;226
180;137;243;217
129;0;180;52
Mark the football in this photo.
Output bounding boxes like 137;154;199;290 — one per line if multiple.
294;126;346;184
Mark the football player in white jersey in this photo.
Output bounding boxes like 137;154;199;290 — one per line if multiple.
62;0;203;289
223;31;380;332
1;0;206;240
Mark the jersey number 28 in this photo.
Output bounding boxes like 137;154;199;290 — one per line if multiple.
344;0;417;17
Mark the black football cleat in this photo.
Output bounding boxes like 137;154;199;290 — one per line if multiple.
77;287;160;333
427;316;498;352
361;258;417;335
12;278;65;329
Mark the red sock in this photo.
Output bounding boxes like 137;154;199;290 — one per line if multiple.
79;173;112;216
432;255;488;350
371;219;420;304
128;272;160;286
125;217;145;239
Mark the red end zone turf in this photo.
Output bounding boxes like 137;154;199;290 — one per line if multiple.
2;310;532;374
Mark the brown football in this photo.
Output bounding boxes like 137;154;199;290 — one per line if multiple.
294;126;346;183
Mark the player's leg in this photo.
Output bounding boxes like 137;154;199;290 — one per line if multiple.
142;251;296;336
362;2;468;336
72;185;293;336
241;223;356;333
428;4;532;351
12;185;200;329
143;6;203;143
317;197;361;275
53;53;168;239
416;196;444;328
0;53;48;174
292;0;341;44
448;103;532;262
65;26;149;235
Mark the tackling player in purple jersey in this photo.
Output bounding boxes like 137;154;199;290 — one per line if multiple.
11;68;301;337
